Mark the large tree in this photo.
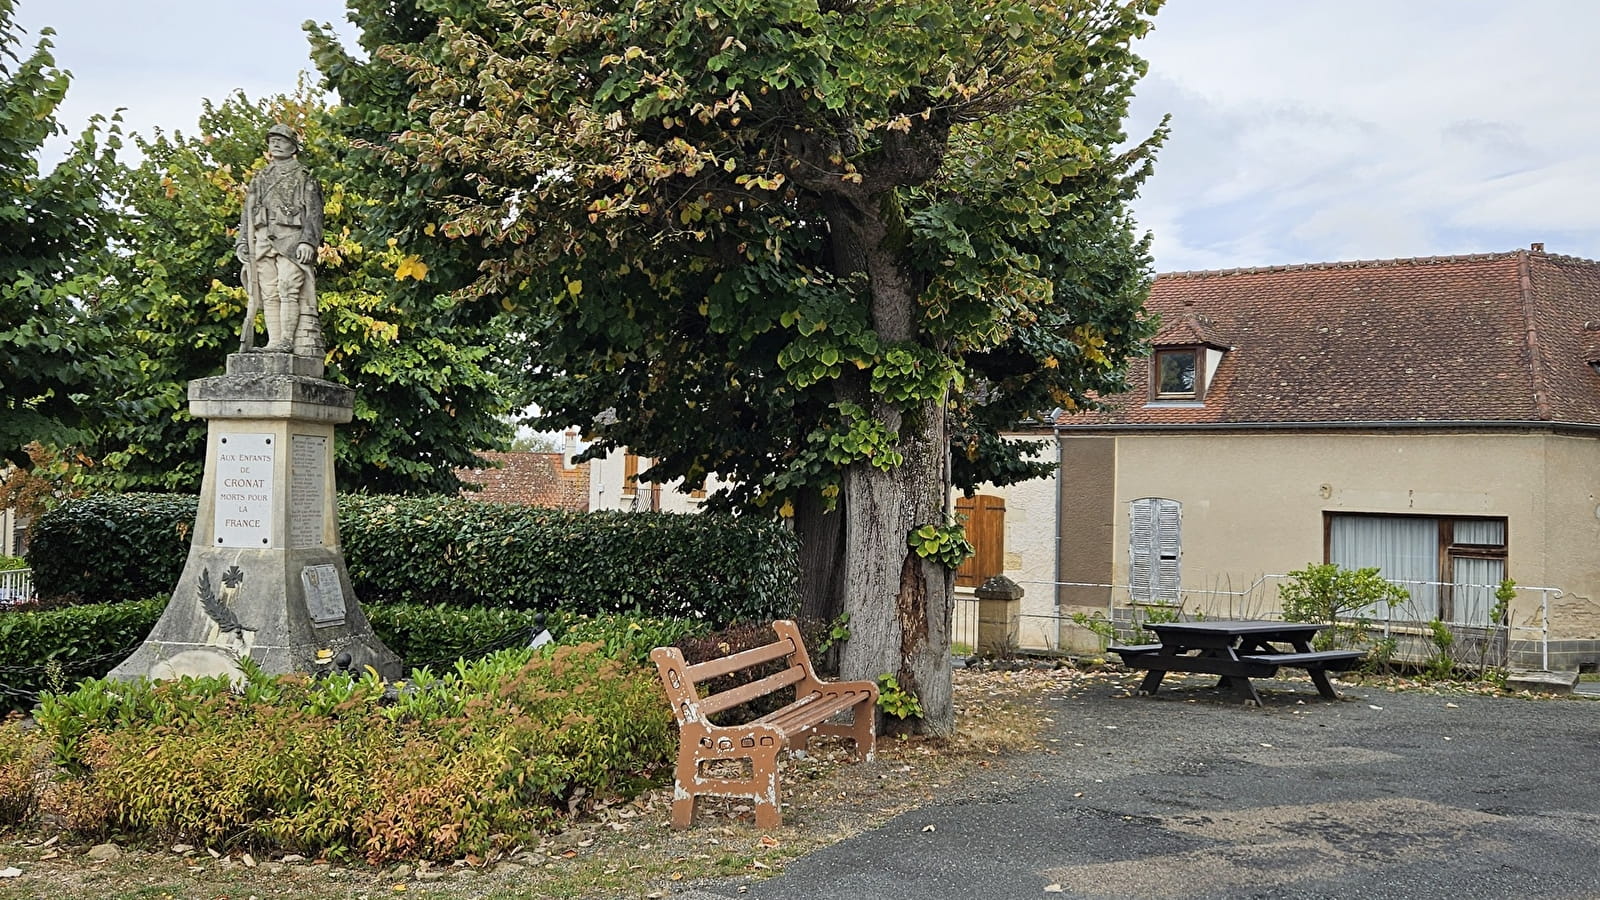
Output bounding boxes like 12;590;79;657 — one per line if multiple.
343;0;1164;734
0;0;124;466
85;84;524;494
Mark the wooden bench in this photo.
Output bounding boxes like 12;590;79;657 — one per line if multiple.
650;620;877;829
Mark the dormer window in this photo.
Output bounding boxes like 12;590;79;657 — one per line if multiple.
1154;348;1201;400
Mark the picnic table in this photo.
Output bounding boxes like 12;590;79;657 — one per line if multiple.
1110;620;1364;706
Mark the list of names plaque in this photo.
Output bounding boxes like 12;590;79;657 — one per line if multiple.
301;564;348;627
290;434;327;549
214;433;274;547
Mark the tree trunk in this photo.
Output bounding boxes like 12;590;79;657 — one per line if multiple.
838;396;954;737
795;490;846;624
828;186;955;736
794;489;846;673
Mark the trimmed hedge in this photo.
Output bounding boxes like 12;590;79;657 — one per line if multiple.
341;496;797;620
28;493;799;623
27;494;193;604
0;596;167;713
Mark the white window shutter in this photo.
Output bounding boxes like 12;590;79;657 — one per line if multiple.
1129;500;1155;602
1155;499;1182;602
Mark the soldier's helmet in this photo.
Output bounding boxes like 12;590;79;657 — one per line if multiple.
265;123;301;151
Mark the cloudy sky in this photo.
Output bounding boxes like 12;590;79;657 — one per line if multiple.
16;0;1600;273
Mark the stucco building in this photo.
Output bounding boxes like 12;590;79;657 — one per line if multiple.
1049;246;1600;670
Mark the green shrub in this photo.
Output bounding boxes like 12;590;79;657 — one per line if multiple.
1279;563;1409;650
0;598;706;714
0;720;45;830
28;494;800;625
0;596;166;714
365;602;548;672
339;497;797;621
0;556;26;572
35;643;674;862
26;493;193;602
556;612;708;665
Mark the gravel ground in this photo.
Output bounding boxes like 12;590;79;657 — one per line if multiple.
681;671;1600;900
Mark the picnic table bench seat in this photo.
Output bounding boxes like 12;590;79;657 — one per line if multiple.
650;620;877;829
1107;643;1164;656
1111;621;1369;705
1237;649;1365;670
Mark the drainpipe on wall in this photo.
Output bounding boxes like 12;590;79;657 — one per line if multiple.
1053;423;1065;642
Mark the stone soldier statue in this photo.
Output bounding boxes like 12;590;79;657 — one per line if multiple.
236;123;324;355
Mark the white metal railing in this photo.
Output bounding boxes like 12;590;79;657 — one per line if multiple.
0;567;33;606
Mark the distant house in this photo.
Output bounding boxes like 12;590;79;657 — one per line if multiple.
1041;245;1600;670
0;507;20;557
457;451;589;512
587;449;720;513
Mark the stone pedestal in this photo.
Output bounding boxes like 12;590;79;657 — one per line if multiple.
975;575;1024;657
110;353;400;683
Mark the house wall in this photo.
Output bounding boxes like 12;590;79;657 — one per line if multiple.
1059;430;1600;662
966;452;1060;652
587;449;710;513
0;508;14;557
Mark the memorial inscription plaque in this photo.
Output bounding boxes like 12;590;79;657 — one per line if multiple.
290;434;327;549
301;564;348;627
215;433;274;547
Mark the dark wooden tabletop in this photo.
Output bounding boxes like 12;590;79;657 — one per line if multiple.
1144;620;1325;638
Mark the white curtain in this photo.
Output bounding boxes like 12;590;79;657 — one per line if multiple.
1329;515;1438;622
1451;557;1504;625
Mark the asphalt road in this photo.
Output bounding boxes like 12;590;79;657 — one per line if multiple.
679;674;1600;900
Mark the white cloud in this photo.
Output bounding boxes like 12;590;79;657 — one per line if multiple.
1128;0;1600;270
16;0;1600;271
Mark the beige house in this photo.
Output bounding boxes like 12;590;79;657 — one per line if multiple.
0;507;19;557
587;449;718;513
1050;246;1600;670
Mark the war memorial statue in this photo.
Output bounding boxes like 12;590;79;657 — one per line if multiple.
110;124;398;684
236;123;324;356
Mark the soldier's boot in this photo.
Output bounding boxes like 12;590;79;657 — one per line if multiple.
263;296;293;352
293;310;325;358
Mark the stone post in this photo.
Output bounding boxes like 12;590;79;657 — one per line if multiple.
975;575;1024;657
110;353;400;682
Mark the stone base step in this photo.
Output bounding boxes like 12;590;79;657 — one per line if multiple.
1505;669;1578;694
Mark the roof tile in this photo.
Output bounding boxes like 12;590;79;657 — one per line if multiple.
1061;249;1600;427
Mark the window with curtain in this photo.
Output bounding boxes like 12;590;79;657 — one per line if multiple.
1327;514;1507;625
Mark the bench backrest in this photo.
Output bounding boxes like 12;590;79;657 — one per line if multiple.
651;620;822;728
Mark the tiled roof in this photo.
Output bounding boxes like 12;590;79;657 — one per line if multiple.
457;452;590;511
1060;248;1600;428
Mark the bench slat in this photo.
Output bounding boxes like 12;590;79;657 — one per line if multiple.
1109;644;1164;655
697;664;807;717
756;688;871;732
1238;651;1364;669
685;638;797;682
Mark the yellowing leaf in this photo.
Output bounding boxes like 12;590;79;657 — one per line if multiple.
568;280;583;297
394;255;428;281
778;499;795;518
